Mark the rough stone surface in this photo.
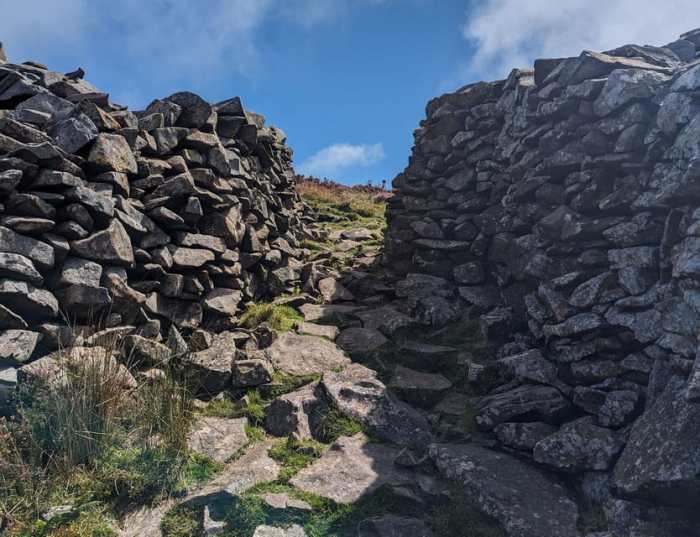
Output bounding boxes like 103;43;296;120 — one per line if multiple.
429;443;580;537
264;332;351;376
321;363;433;449
290;434;413;504
187;417;248;463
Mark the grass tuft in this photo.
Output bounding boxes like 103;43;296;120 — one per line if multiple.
313;403;365;444
268;437;326;482
239;304;303;333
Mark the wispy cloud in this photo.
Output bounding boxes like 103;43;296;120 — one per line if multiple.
298;143;385;176
0;0;388;82
463;0;700;80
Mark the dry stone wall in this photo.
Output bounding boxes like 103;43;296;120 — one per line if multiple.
0;52;306;395
386;29;700;534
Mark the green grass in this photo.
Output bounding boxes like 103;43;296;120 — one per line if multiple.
262;372;320;400
161;505;203;537
268;438;326;482
245;425;266;444
239;304;303;332
313;403;366;444
201;391;266;425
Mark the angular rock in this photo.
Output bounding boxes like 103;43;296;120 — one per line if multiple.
533;417;625;472
0;225;55;270
70;220;134;266
321;363;432;449
185;331;238;394
335;327;389;357
187;417;248;463
265;382;321;439
0;252;42;284
0;329;40;365
388;365;452;408
264;332;351;376
88;133;137;174
231;359;273;388
429;443;580;537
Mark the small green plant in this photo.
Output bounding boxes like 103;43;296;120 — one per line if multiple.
264;372;320;400
314;403;365;443
161;504;203;537
268;437;326;482
239;304;303;332
245;425;266;444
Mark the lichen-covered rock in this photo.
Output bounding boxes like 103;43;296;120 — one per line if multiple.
187;416;248;463
321;363;432;449
533;417;625;472
614;376;700;507
429;443;580;537
264;332;351;376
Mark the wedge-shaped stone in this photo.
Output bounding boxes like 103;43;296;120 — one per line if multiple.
0;279;59;320
70;220;134;266
0;252;42;284
0;225;54;270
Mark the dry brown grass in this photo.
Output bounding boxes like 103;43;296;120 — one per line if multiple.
296;178;389;219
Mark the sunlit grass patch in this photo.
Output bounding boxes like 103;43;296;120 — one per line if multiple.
239;303;303;332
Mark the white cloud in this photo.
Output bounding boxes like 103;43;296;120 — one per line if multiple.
463;0;700;79
0;0;388;81
298;143;385;176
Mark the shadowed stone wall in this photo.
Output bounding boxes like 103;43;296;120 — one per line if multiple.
386;28;700;535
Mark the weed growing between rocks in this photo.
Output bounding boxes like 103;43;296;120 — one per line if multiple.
268;438;326;482
239;303;303;333
313;401;366;443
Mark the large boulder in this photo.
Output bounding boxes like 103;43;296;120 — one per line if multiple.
321;363;432;449
429;443;580;537
613;376;700;507
264;333;351;376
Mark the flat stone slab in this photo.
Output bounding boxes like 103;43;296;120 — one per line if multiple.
264;332;351;376
429;443;580;537
202;440;281;496
290;434;413;504
298;303;362;323
187;417;248;463
253;525;307;537
261;492;312;511
296;322;339;340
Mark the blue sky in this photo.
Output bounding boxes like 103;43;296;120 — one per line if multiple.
2;0;698;184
